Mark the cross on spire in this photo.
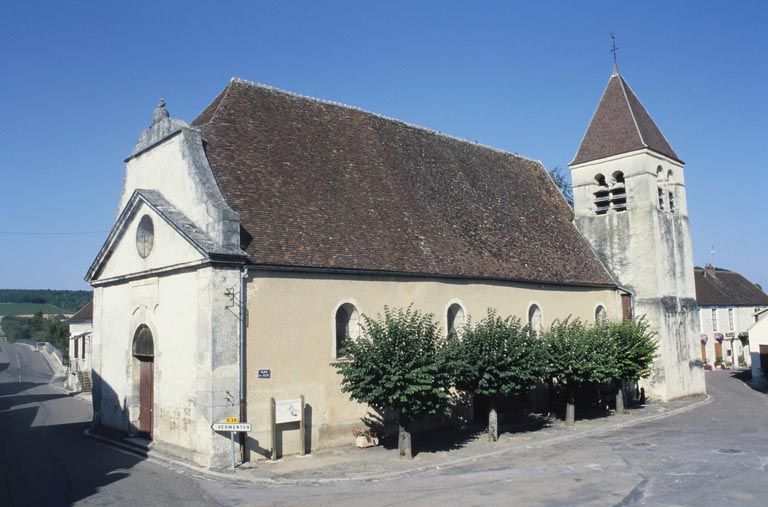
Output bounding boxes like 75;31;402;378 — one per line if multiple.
609;33;619;65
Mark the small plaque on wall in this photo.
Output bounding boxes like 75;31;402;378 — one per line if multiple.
258;369;271;379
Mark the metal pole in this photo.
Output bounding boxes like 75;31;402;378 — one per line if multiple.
231;431;236;468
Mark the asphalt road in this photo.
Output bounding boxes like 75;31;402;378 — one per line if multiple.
2;340;767;506
201;370;768;506
0;342;217;507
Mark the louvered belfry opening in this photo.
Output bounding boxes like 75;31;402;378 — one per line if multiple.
593;174;610;215
610;171;627;212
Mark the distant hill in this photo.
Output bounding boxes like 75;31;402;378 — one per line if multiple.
0;289;92;313
0;303;70;317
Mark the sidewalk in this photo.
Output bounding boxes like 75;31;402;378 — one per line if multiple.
86;393;711;485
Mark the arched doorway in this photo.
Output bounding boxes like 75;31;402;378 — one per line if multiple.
133;325;154;437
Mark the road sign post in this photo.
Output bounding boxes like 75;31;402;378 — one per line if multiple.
211;422;252;468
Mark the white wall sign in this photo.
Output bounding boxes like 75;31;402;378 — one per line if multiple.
211;422;252;432
275;398;302;424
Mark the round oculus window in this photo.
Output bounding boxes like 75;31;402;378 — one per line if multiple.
136;215;154;258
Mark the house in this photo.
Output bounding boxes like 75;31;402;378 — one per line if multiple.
748;308;768;382
67;300;94;391
695;265;768;368
86;66;704;467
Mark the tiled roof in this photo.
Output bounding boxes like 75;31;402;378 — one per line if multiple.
694;266;768;307
571;66;681;165
191;79;616;287
69;300;93;322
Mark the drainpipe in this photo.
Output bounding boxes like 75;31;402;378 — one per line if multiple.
239;267;248;462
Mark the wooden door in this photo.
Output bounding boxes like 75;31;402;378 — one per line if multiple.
621;294;633;320
700;342;707;364
139;358;154;436
714;341;723;361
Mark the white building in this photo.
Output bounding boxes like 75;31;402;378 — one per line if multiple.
695;265;768;368
748;308;768;382
67;300;93;391
86;65;706;467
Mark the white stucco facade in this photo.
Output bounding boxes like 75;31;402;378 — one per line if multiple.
748;309;768;382
570;148;706;400
698;306;763;368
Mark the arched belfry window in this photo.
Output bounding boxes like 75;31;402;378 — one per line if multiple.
593;174;610;215
335;303;360;358
528;304;543;334
666;170;675;212
133;325;154;358
656;166;664;209
610;171;627;212
595;305;607;322
447;303;466;337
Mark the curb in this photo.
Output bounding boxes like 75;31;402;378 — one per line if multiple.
84;428;255;485
84;394;712;486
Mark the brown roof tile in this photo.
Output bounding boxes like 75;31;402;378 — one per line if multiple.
695;267;768;306
191;79;616;287
571;67;681;165
69;300;93;322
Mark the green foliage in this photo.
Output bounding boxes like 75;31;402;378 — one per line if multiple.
0;289;91;313
0;303;69;317
543;318;619;387
0;312;70;351
447;309;544;398
333;306;452;422
610;318;658;381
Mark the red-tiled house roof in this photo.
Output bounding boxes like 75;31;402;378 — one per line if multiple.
695;266;768;307
191;79;616;287
69;300;93;322
571;66;681;166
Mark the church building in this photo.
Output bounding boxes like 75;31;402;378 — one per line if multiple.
86;67;705;467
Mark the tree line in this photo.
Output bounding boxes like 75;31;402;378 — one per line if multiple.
0;289;92;313
1;313;70;352
335;306;657;459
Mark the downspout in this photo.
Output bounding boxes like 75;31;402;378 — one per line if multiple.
239;267;248;463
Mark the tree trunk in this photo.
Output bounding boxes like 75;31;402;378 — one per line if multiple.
565;383;575;426
488;398;499;442
615;380;626;415
398;413;412;459
547;378;554;417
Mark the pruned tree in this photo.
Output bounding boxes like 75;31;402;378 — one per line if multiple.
609;317;658;413
333;305;451;459
447;310;544;441
543;318;619;425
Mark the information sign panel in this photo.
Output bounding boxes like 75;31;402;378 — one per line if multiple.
275;398;302;424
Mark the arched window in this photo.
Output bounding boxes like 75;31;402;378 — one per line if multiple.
528;304;543;333
447;303;466;337
595;305;607;321
610;171;627;212
133;325;154;358
593;173;610;215
656;166;664;209
335;303;359;358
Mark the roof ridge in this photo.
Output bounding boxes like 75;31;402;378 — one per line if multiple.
196;81;235;127
227;77;544;167
619;77;680;161
617;75;647;148
568;75;614;166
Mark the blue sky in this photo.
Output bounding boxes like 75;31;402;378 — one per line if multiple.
1;1;766;290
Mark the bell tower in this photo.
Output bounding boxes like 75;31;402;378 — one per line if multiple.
569;64;706;400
